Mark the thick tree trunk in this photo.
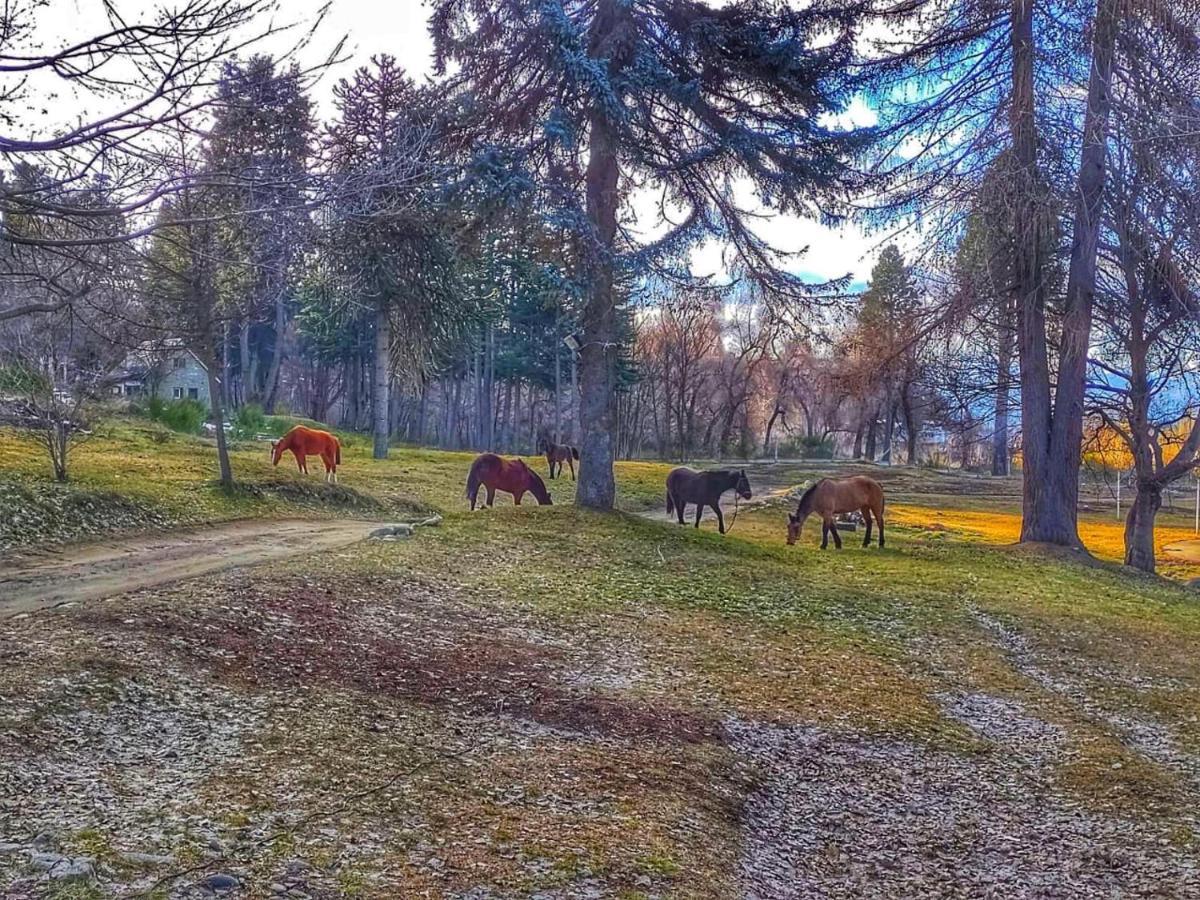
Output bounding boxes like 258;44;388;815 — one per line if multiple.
1010;0;1063;542
575;0;631;509
1124;482;1161;573
1016;0;1119;545
865;409;879;460
372;300;390;460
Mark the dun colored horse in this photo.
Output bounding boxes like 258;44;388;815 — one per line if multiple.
537;434;580;480
665;467;752;534
787;475;885;549
466;453;553;510
272;425;342;483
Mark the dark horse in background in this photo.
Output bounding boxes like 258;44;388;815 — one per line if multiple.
787;475;885;549
536;433;579;481
466;453;553;510
666;467;752;535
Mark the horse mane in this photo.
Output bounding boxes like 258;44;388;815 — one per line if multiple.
796;481;821;514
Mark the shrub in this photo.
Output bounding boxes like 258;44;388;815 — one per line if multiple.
232;403;267;440
147;398;207;434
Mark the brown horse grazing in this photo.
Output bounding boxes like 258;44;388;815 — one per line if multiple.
665;467;752;535
787;476;885;549
536;433;579;480
272;425;342;483
466;453;553;510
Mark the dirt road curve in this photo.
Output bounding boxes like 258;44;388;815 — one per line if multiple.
0;519;380;617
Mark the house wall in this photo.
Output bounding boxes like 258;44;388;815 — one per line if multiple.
155;354;211;407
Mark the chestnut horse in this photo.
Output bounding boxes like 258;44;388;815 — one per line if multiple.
271;425;342;483
787;475;885;549
466;453;553;510
665;467;752;535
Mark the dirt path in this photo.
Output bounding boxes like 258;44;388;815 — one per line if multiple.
0;518;382;617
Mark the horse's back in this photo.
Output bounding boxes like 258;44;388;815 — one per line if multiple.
666;466;699;493
285;424;338;455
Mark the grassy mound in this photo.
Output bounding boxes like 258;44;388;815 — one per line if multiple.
0;479;171;554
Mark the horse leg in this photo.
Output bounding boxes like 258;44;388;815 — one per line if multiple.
486;486;496;507
713;503;725;535
514;491;523;505
820;522;829;550
568;457;575;481
829;516;843;549
876;503;885;548
694;503;704;528
861;505;873;547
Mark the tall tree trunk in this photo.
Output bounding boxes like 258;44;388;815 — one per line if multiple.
206;358;233;488
880;392;896;464
1016;0;1119;546
239;322;253;407
373;300;391;460
262;291;287;414
993;298;1013;476
1124;482;1161;573
576;0;629;509
902;392;919;465
764;406;784;455
865;407;879;460
554;312;563;443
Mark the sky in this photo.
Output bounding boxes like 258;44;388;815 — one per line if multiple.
26;0;888;285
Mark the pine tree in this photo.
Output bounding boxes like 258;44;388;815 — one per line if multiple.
431;0;871;509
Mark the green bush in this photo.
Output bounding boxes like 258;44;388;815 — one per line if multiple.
146;398;207;434
233;403;267;439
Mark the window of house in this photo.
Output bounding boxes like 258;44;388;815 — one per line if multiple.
174;356;186;370
173;387;183;399
188;388;199;400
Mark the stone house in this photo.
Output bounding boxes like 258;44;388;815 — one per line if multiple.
109;339;211;407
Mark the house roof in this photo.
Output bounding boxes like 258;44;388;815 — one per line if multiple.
109;338;208;382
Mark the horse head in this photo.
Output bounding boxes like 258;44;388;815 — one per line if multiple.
526;467;553;505
270;440;282;466
735;469;752;500
786;511;807;545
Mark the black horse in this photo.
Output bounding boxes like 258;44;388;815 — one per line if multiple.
665;467;752;534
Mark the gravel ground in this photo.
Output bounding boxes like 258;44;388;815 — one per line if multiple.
728;713;1200;899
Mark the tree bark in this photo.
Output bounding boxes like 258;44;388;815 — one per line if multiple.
262;291;286;414
1016;0;1119;545
575;8;625;507
372;300;391;459
1124;482;1161;573
993;297;1013;476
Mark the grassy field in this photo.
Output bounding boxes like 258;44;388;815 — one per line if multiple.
0;420;669;553
3;422;1200;896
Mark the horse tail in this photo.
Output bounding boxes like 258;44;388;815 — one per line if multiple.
466;460;481;505
666;490;675;515
572;446;579;460
334;438;341;465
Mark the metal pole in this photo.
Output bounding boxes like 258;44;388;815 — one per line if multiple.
1116;470;1121;519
